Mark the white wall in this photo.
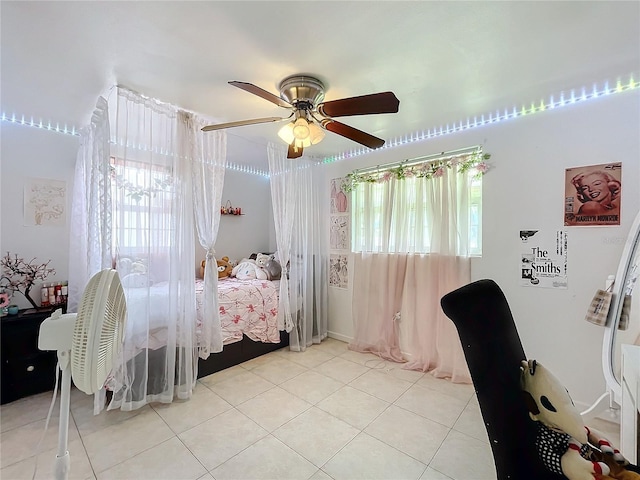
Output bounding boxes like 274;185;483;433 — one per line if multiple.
194;168;273;273
322;89;640;407
0;123;79;309
0;123;273;302
3;90;638;408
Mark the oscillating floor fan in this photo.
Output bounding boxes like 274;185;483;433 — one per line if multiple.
38;269;126;480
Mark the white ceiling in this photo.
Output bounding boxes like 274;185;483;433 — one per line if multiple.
2;1;639;167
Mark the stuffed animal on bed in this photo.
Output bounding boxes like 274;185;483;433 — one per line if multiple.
520;359;640;480
255;253;271;268
216;256;233;279
200;256;233;279
254;253;282;280
263;259;282;280
232;260;267;280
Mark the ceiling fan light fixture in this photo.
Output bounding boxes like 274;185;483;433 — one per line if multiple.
292;117;311;140
295;135;312;149
278;116;324;149
277;122;296;144
308;121;325;145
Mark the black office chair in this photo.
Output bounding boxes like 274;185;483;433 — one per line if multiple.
441;279;564;480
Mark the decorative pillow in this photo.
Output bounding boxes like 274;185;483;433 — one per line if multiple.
120;272;150;288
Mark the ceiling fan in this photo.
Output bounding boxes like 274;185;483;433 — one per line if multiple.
201;74;400;159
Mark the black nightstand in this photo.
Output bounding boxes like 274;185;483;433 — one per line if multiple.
1;308;62;404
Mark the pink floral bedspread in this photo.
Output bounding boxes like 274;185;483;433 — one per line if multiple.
195;277;280;345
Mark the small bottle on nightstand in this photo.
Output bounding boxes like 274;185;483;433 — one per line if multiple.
41;283;49;307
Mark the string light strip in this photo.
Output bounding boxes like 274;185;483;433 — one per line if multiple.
225;162;269;178
0;116;269;177
4;74;639;174
110;136;270;177
322;74;640;164
1;113;80;136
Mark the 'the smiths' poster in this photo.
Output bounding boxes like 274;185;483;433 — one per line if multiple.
520;230;568;289
564;162;621;226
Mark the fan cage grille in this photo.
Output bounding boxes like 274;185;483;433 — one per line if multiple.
72;269;126;394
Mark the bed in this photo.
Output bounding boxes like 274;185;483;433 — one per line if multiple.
196;276;289;377
118;273;288;383
197;277;281;345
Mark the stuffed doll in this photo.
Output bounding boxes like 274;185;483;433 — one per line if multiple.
216;256;233;279
255;253;272;268
520;359;640;480
201;256;232;279
232;260;267;280
252;253;281;280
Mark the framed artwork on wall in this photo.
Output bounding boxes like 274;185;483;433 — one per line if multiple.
565;162;621;226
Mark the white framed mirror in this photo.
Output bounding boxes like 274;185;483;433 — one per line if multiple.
603;209;640;406
582;209;640;419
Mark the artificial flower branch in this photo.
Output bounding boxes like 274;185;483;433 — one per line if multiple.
1;252;56;309
342;150;491;192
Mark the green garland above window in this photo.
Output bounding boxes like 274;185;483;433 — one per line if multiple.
342;149;491;192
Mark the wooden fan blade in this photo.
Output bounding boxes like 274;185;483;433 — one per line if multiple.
229;81;292;108
321;119;385;149
317;92;399;117
287;143;303;159
201;117;285;132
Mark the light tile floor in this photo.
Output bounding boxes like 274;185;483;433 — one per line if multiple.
0;338;620;480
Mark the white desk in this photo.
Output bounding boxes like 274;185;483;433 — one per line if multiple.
621;344;640;463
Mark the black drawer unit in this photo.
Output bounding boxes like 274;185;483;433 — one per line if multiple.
1;308;60;404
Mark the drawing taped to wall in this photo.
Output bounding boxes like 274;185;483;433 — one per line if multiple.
329;254;348;289
330;216;350;250
564;162;621;226
330;177;350;214
24;177;66;227
520;229;568;289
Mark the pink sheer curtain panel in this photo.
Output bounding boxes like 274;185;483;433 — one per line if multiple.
401;254;471;383
349;253;407;363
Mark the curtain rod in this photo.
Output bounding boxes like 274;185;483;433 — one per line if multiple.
355;145;482;175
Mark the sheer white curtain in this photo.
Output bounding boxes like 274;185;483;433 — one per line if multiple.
289;158;329;351
186;112;227;357
68;97;112;313
268;143;294;333
268;144;328;350
106;88;198;410
350;167;473;382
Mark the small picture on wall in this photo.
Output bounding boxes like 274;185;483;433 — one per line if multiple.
519;229;568;289
564;162;621;226
24;177;67;227
329;254;348;289
330;216;349;250
330;177;350;214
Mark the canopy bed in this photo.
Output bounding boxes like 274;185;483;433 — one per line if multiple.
68;87;327;412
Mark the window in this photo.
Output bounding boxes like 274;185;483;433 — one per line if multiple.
468;177;483;256
110;156;175;258
350;149;485;256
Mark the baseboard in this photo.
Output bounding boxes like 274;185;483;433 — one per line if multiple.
327;331;352;344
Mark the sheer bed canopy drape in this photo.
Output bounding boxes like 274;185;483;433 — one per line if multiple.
348;147;490;383
268;143;328;351
68;87;227;411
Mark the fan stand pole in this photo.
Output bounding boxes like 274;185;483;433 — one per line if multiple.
54;351;72;480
